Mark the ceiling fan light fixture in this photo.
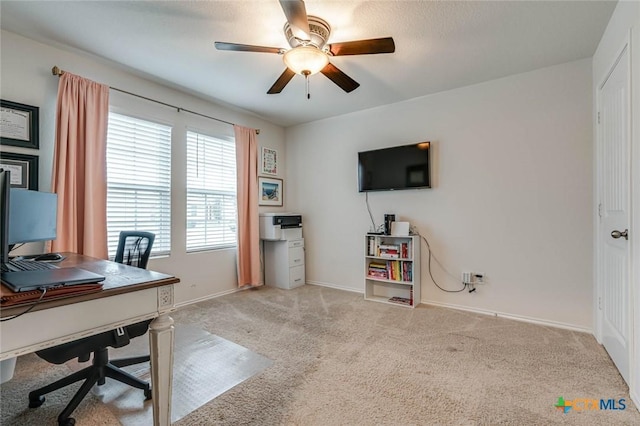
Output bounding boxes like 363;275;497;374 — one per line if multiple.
283;46;329;76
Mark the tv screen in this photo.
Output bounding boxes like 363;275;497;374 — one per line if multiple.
358;142;431;192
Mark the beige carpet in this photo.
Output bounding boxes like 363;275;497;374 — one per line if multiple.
2;284;639;425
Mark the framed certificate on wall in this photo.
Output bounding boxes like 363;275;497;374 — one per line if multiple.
0;100;39;149
0;151;39;189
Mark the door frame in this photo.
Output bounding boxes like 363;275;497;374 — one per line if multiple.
594;28;639;408
630;25;640;409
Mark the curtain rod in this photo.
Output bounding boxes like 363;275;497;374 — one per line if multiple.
51;66;259;134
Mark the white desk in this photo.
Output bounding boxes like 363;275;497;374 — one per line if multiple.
0;253;180;426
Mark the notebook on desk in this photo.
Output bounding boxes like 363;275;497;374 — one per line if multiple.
1;267;106;293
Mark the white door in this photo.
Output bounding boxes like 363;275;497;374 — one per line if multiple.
597;45;631;384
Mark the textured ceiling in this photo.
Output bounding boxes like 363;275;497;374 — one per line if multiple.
0;1;616;127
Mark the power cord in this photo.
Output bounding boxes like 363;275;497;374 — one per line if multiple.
416;231;468;293
365;192;377;232
0;287;48;322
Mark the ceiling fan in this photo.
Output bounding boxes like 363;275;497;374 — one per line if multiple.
214;0;395;97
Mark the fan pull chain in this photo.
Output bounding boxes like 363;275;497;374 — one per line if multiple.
303;70;311;100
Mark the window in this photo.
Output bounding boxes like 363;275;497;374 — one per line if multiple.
106;112;172;257
186;131;237;251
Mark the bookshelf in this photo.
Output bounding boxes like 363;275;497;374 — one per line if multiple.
364;234;421;308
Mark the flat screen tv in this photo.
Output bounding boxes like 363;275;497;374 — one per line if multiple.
358;142;431;192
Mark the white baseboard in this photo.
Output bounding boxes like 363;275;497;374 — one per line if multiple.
178;282;592;335
307;281;592;333
423;299;593;334
174;287;241;309
306;280;362;294
631;389;640;414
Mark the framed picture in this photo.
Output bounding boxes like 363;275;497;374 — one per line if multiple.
260;147;278;176
0;152;38;189
1;100;39;149
258;177;283;206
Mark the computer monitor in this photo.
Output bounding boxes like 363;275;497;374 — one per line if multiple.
8;188;58;246
0;169;10;264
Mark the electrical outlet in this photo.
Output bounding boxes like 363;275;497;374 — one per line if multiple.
158;285;174;309
462;272;472;284
474;273;485;284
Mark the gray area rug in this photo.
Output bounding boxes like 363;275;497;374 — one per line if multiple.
2;284;639;425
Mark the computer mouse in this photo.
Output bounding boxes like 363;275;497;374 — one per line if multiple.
35;253;65;262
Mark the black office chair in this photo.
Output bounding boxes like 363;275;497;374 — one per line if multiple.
114;231;155;269
29;231;156;426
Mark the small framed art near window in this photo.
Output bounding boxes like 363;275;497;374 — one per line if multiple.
0;151;39;189
260;147;278;176
258;177;283;206
0;100;39;149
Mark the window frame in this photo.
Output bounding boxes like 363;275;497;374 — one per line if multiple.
105;110;173;259
185;128;237;253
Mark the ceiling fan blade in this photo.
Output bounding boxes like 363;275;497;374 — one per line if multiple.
215;42;283;54
328;37;395;56
320;63;360;93
267;68;297;94
279;0;310;40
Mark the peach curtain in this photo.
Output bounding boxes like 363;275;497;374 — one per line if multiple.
234;125;261;287
50;72;109;258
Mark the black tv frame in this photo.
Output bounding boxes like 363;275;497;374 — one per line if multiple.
358;142;431;192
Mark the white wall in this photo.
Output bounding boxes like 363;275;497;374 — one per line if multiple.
592;0;640;410
0;30;286;305
286;58;593;330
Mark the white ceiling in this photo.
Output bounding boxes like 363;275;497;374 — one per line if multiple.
0;1;616;127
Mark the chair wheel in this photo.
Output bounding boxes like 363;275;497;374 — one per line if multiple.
59;417;75;426
28;395;45;408
144;387;152;400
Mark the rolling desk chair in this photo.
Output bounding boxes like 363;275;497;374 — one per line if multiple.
115;231;155;269
28;231;156;426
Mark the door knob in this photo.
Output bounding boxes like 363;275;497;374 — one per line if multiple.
611;229;629;240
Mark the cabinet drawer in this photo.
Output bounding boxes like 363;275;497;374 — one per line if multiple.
288;239;304;248
289;265;305;288
289;247;305;267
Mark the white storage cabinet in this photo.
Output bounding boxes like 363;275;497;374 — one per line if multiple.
264;239;305;289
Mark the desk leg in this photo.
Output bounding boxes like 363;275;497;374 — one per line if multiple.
149;313;175;426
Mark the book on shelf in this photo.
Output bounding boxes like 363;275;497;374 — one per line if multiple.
388;296;412;306
368;270;389;279
367;236;414;259
402;261;413;282
379;252;399;259
367;236;376;256
378;244;400;259
367;261;389;279
367;260;413;282
379;244;399;250
400;242;410;259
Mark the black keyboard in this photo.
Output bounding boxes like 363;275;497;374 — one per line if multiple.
1;260;60;273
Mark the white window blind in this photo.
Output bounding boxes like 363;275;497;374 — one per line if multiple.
106;112;172;257
186;131;237;252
